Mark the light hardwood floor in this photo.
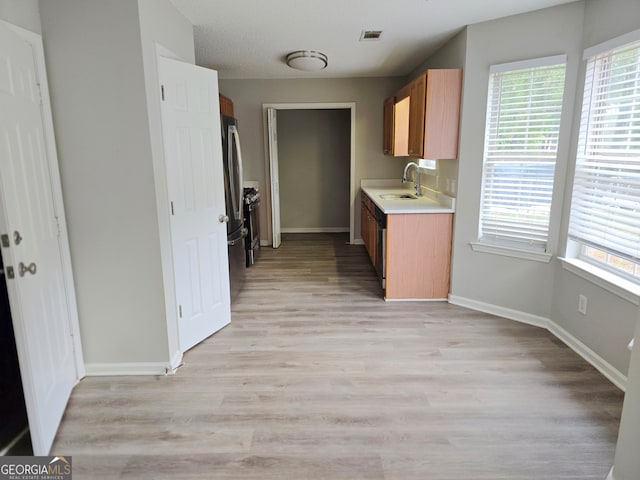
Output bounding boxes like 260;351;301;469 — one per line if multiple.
52;233;624;479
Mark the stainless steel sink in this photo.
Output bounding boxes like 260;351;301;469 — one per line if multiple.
379;193;418;200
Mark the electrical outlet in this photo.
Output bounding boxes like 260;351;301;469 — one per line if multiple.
578;294;588;315
450;179;457;194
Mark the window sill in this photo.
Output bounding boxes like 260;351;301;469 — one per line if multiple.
559;257;640;306
469;242;552;263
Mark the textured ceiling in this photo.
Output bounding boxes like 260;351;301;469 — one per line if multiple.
169;0;578;79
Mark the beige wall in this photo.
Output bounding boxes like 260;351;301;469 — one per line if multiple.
218;77;404;243
610;311;640;480
278;109;350;231
550;0;640;377
443;2;585;321
0;0;40;33
406;28;468;196
423;0;640;378
40;0;194;370
137;0;195;365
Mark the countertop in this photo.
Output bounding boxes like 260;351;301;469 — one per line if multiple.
361;179;455;214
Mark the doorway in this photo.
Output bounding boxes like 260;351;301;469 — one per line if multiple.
263;103;356;247
0;254;31;455
278;109;350;233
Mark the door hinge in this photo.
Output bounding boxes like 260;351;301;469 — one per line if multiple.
0;234;9;248
161;85;165;101
178;305;183;318
170;201;175;216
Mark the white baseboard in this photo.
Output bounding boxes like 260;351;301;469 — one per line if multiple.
260;239;270;247
448;295;549;329
448;295;627;391
353;239;364;245
548;321;627;391
85;362;169;376
281;227;349;233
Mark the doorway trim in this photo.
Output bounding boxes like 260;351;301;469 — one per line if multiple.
262;103;356;245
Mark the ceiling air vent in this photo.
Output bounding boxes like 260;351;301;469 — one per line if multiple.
360;30;383;41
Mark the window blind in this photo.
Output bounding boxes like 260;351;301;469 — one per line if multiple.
479;61;566;250
568;40;640;263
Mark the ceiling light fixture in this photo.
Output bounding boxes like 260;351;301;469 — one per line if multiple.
286;50;328;71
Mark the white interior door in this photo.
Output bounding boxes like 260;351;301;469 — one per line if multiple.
268;108;281;248
158;57;230;352
0;21;80;455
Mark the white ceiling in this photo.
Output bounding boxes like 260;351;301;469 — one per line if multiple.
169;0;577;79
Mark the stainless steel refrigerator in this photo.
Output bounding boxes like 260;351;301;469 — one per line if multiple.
221;115;247;303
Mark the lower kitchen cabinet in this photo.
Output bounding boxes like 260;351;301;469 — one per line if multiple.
385;213;453;300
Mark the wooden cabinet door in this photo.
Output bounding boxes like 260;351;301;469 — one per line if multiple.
408;74;426;157
383;96;395;155
385;213;452;299
423;69;462;159
361;193;378;266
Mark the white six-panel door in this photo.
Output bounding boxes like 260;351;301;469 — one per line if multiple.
0;21;80;455
267;108;281;248
158;57;231;352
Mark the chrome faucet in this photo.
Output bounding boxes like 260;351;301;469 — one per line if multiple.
402;161;421;196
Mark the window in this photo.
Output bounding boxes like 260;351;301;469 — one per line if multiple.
478;57;567;255
568;38;640;283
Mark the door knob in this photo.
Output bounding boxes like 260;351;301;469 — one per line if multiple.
18;262;36;277
219;215;229;223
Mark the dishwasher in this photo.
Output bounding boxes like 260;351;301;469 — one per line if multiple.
374;205;386;288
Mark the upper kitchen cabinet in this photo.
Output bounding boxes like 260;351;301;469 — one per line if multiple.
421;69;462;159
384;69;462;160
219;94;234;117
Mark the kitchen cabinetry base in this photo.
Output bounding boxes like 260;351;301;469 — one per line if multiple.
385;213;452;300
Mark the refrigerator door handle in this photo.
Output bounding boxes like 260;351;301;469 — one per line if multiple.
227;227;248;246
227;125;237;221
230;124;244;221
